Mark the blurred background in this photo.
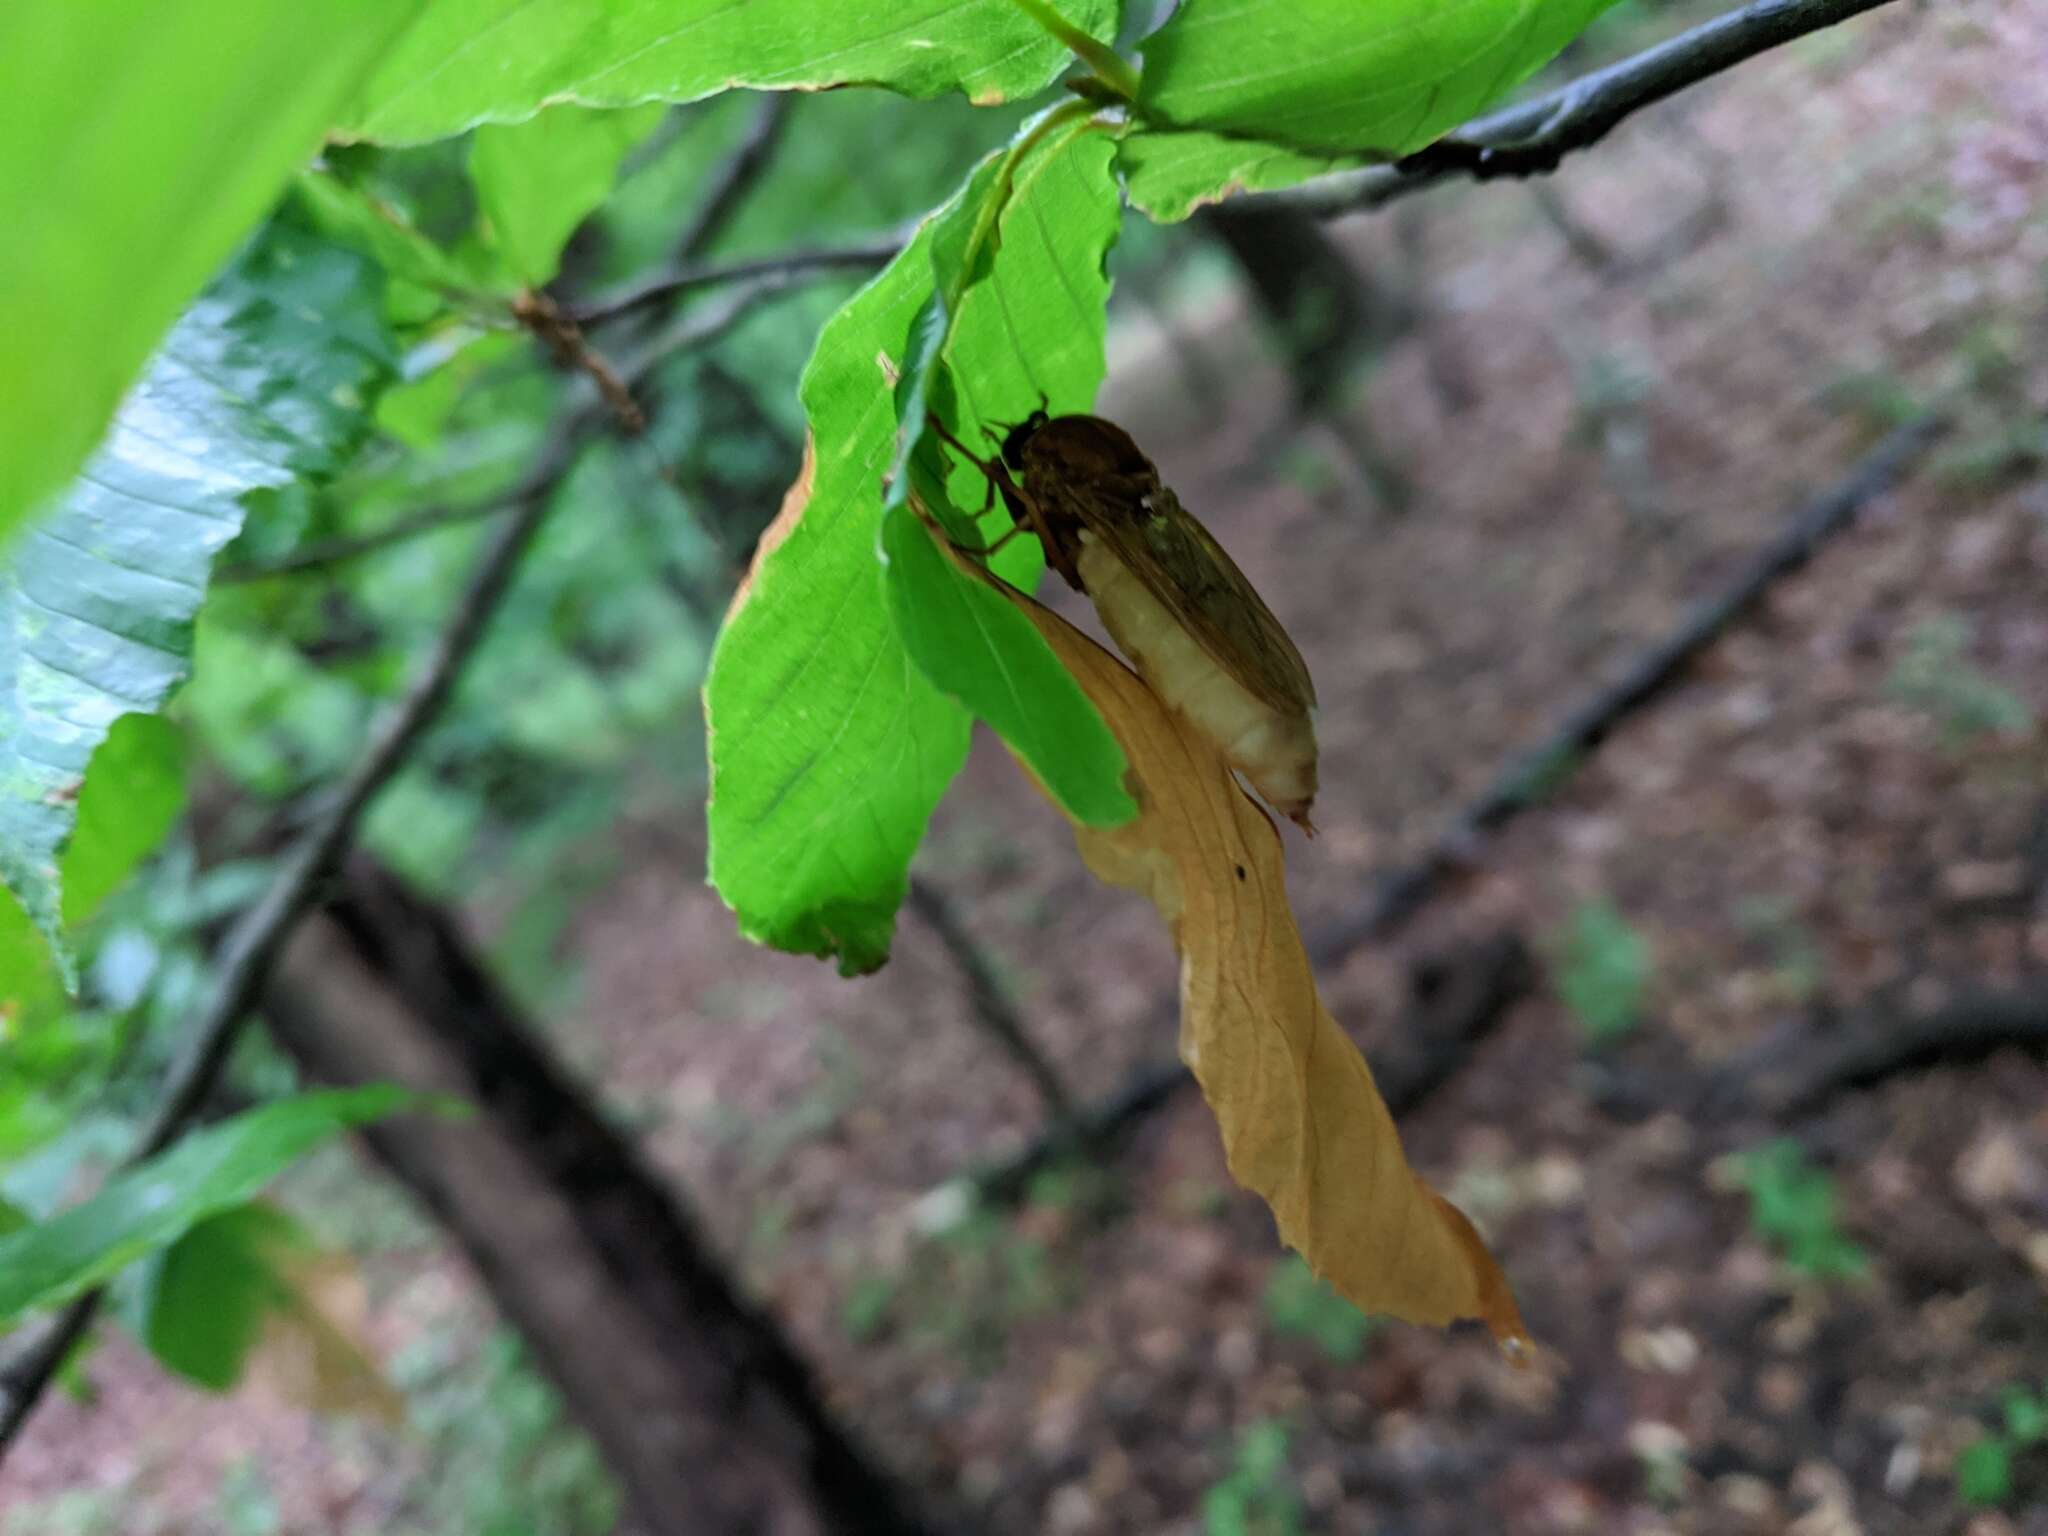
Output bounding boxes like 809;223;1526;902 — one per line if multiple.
7;1;2047;1532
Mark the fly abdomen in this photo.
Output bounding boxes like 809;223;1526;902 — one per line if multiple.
1077;533;1318;831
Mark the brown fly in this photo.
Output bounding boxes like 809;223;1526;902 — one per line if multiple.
930;410;1319;831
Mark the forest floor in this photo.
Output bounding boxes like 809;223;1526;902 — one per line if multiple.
11;3;2048;1534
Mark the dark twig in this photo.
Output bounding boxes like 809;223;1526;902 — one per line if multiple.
514;290;646;434
1752;990;2048;1118
572;238;904;328
623;269;835;373
0;412;590;1462
907;877;1076;1119
1292;0;1902;219
214;499;512;583
218;293;784;586
674;95;795;265
968;415;1946;1195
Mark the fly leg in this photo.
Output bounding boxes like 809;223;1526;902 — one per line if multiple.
927;415;1083;589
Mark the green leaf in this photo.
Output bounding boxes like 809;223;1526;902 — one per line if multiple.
1117;132;1351;223
0;1196;28;1240
293;168;499;301
705;124;1123;974
1122;0;1626;220
0;1088;412;1328
0;884;64;1033
135;1203;301;1391
875;110;1133;825
0;0;420;544
0;226;396;970
470;104;668;287
342;0;1120;145
882;508;1134;825
59;716;188;931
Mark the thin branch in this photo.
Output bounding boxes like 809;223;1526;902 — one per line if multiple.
966;414;1947;1195
214;498;511;583
220;287;790;585
0;411;590;1462
1291;0;1902;219
571;238;904;329
906;876;1076;1119
1753;990;2048;1119
513;290;646;435
1315;411;1946;955
673;95;795;265
619;268;835;375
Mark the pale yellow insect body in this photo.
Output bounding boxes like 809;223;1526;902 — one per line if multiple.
1077;531;1319;828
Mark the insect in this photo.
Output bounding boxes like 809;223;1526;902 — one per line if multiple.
931;410;1319;832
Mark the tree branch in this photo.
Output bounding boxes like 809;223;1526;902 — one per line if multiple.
1753;990;2048;1119
0;411;590;1462
673;95;795;266
1309;410;1946;958
906;876;1076;1119
1291;0;1903;219
571;238;904;329
213;497;512;583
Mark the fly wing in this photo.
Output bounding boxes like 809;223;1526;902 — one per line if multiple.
1083;484;1318;714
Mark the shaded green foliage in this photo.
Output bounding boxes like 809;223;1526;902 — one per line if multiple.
0;1088;413;1327
133;1202;303;1391
0;224;396;970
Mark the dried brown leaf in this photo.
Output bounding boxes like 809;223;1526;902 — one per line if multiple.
1010;593;1528;1347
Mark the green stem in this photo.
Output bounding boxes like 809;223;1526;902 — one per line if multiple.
940;98;1099;349
1007;0;1141;103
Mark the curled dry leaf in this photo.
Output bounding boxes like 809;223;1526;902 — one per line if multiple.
1004;581;1527;1347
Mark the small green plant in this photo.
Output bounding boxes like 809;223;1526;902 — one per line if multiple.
1887;615;2033;750
1553;899;1652;1045
1261;1254;1380;1363
1822;365;1921;431
1956;1438;2014;1508
1203;1418;1305;1536
1955;1381;2048;1508
1735;1140;1867;1281
840;1270;899;1343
